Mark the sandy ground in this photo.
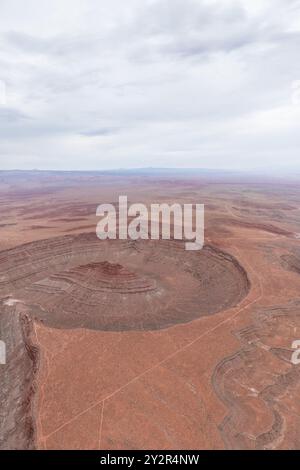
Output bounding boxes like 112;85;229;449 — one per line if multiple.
1;170;300;449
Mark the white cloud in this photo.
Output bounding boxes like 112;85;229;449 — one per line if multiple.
0;0;300;170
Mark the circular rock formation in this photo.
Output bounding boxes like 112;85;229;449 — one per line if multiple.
0;233;250;331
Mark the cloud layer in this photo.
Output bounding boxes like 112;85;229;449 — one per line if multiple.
0;0;300;170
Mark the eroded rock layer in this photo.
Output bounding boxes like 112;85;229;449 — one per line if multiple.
0;309;38;449
212;303;300;450
0;232;250;331
0;232;250;449
281;252;300;275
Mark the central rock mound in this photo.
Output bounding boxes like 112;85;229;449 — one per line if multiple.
64;261;157;294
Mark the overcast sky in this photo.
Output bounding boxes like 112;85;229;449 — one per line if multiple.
0;0;300;171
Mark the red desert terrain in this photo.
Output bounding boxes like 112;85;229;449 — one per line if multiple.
0;169;300;450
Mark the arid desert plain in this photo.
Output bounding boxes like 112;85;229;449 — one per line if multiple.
1;169;300;450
